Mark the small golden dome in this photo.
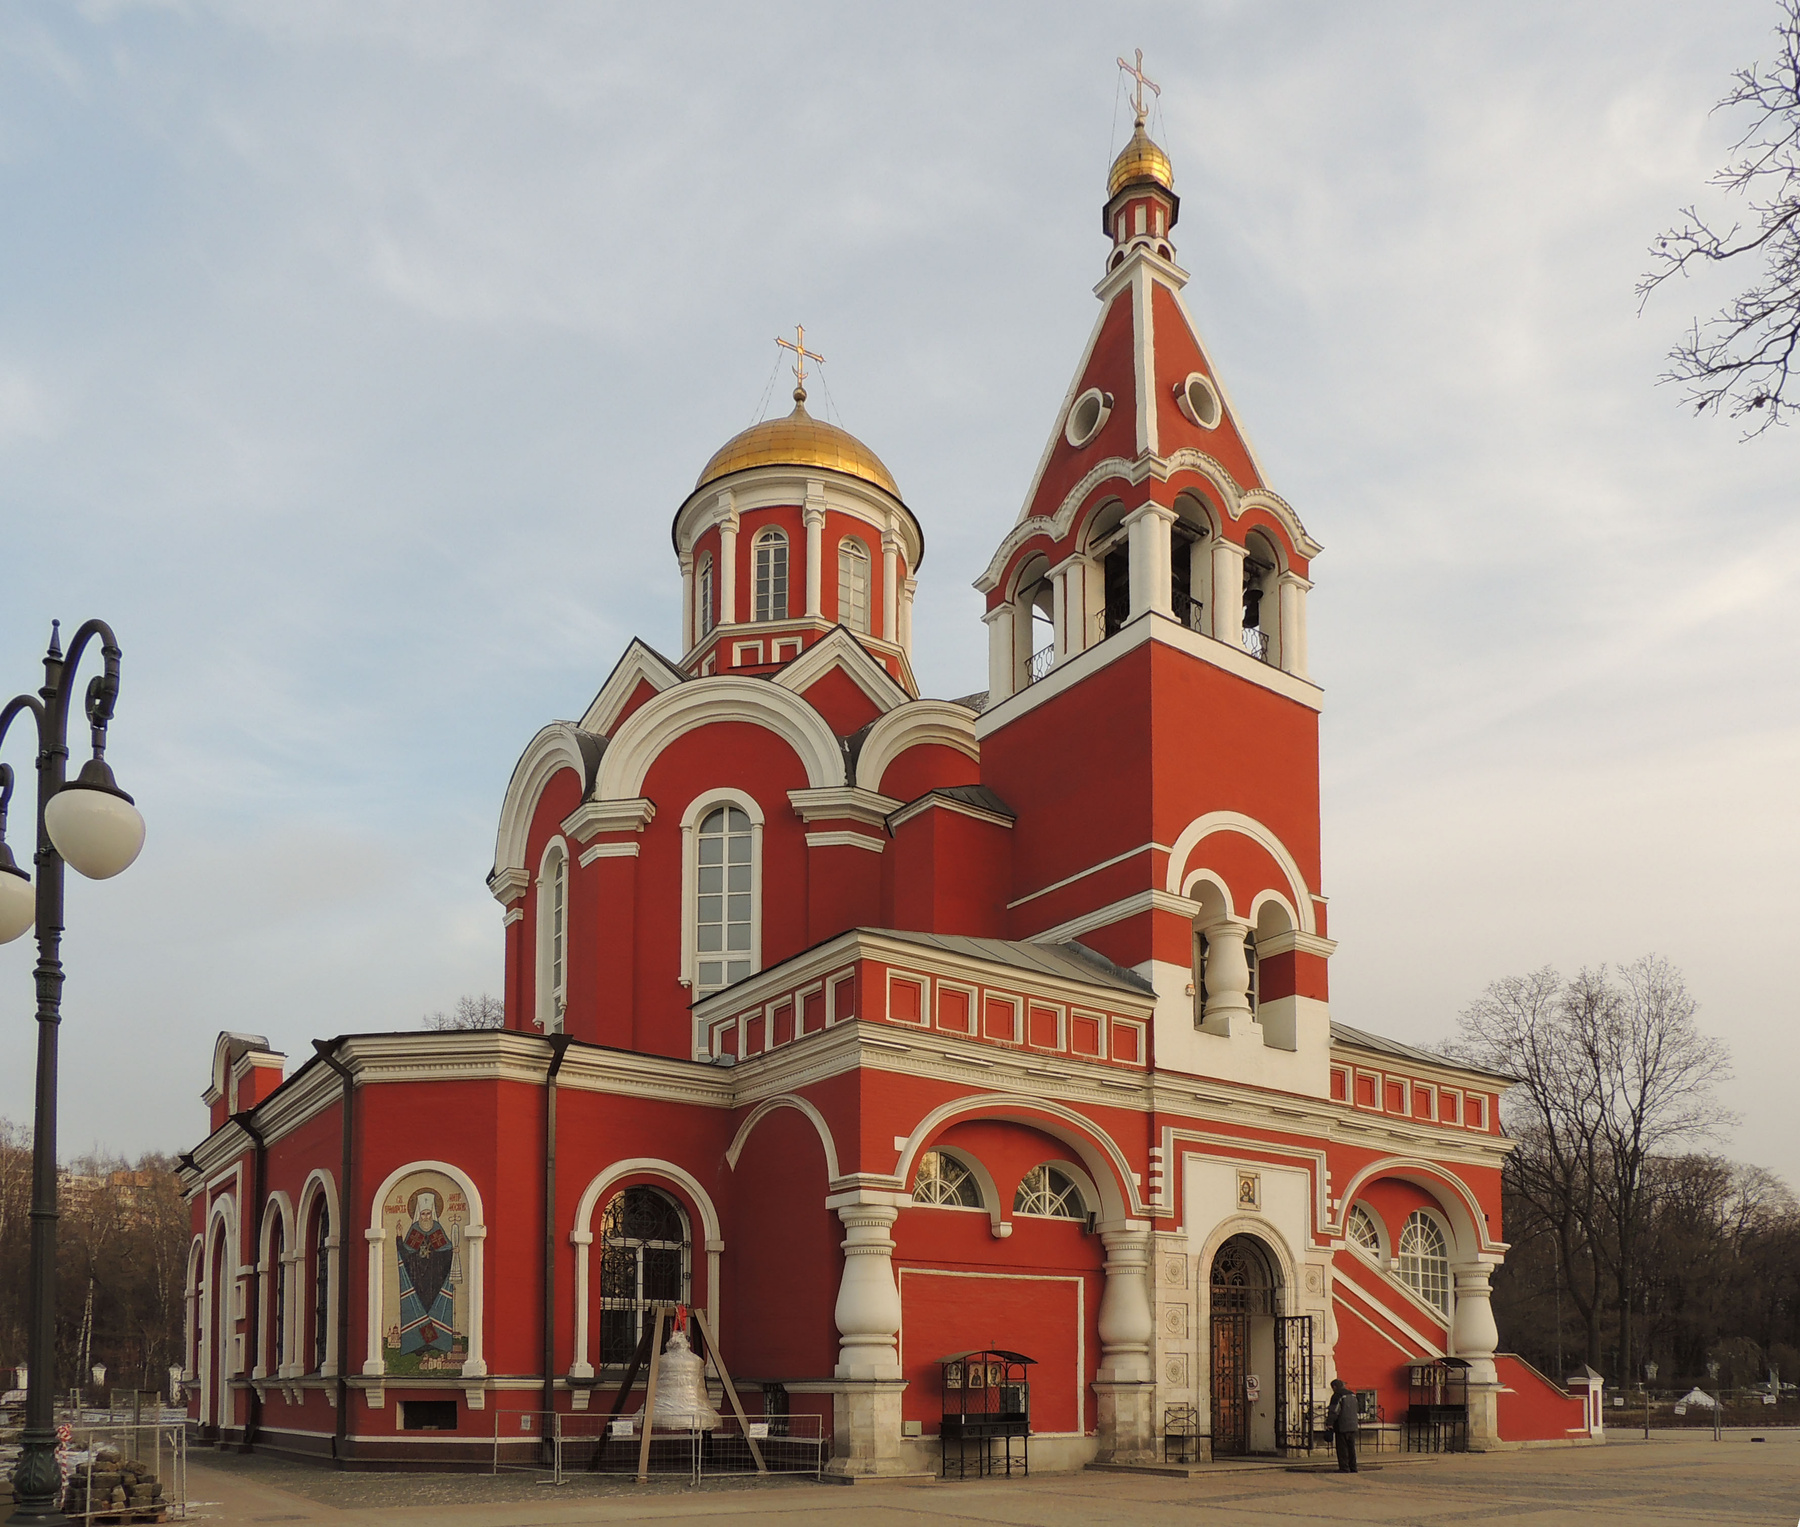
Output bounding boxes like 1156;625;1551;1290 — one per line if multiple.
1108;119;1174;199
695;391;901;498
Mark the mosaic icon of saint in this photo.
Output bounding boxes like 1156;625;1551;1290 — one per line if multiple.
396;1189;461;1360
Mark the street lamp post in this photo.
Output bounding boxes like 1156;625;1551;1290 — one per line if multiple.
0;620;145;1525
1643;1360;1658;1440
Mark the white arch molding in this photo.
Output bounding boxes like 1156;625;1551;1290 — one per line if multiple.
724;1095;842;1181
598;678;845;800
362;1160;490;1381
1331;1157;1501;1260
568;1160;724;1381
854;701;981;796
492;722;604;884
1167;811;1316;934
182;1234;204;1384
294;1169;341;1377
253;1191;295;1381
199;1194;239;1429
893;1094;1147;1223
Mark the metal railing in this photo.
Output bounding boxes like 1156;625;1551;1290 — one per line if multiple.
1240;626;1271;663
52;1417;188;1521
1171;591;1204;634
1025;645;1055;685
553;1409;825;1483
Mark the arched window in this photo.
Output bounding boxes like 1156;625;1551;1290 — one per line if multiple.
912;1150;982;1208
695;806;754;997
1346;1204;1381;1259
697;552;715;637
837;537;871;634
537;842;568;1032
310;1199;331;1373
598;1187;690;1364
1014;1165;1085;1219
753;529;788;622
1398;1210;1450;1314
1210;1234;1277;1314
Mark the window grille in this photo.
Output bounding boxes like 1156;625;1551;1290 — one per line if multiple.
312;1202;330;1372
912;1150;982;1208
1210;1234;1276;1316
838;538;871;633
1347;1204;1381;1258
1013;1165;1085;1219
695;806;753;996
1398;1211;1450;1314
754;530;788;621
598;1187;690;1365
697;553;715;637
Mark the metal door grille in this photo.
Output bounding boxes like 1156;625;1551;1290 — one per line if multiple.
1209;1312;1249;1456
1275;1314;1314;1453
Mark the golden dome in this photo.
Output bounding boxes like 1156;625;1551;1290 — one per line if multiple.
1108;119;1174;199
695;391;901;498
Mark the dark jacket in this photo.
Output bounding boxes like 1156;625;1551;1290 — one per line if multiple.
1326;1389;1360;1433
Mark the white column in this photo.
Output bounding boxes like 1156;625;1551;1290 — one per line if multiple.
706;1236;725;1342
678;550;695;651
252;1245;270;1380
803;499;825;617
1277;572;1310;678
881;534;901;643
832;1202;903;1379
1450;1264;1500;1385
1124;503;1176;621
984;605;1015;702
1094;1227;1157;1461
569;1230;594;1379
1212;540;1245;645
322;1229;341;1377
900;576;916;654
460;1224;488;1378
281;1250;304;1378
362;1228;386;1376
1050;557;1084;660
716;497;739;630
1199;919;1253;1036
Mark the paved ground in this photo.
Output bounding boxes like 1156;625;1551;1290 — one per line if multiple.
156;1429;1799;1526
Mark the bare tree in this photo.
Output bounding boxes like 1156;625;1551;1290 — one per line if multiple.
423;993;506;1031
1640;0;1800;434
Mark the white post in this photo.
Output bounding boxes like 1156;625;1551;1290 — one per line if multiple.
1050;557;1084;660
363;1229;386;1377
1212;540;1245;646
984;605;1015;702
881;535;901;643
804;499;825;618
826;1196;908;1478
1199;919;1253;1036
461;1224;488;1378
1452;1261;1503;1447
716;495;739;630
1124;503;1176;621
1277;572;1310;678
678;550;695;652
900;575;916;654
569;1230;594;1380
1095;1228;1156;1461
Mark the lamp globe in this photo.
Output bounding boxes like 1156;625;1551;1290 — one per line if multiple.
0;854;31;943
44;761;144;881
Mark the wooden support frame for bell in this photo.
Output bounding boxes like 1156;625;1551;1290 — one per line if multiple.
602;1303;766;1482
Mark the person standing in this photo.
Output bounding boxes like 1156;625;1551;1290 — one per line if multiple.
1325;1378;1361;1473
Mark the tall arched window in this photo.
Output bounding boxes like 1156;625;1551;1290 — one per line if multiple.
598;1187;690;1364
1398;1210;1450;1314
912;1150;982;1208
697;552;715;637
753;529;788;621
1014;1165;1085;1219
837;537;871;633
268;1217;286;1374
695;806;753;996
1346;1204;1381;1258
310;1199;331;1373
537;842;568;1031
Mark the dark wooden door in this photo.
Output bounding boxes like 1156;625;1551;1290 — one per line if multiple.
1210;1311;1249;1455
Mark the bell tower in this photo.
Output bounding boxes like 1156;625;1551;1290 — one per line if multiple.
972;65;1335;1094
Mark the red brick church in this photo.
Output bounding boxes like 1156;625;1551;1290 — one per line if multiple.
180;79;1602;1472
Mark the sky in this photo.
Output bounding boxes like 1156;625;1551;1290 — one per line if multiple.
1;1;1795;1187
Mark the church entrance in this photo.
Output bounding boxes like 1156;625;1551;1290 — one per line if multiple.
1209;1233;1316;1456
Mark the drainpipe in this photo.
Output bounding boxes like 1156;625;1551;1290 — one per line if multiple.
232;1110;266;1454
542;1034;573;1433
312;1039;355;1462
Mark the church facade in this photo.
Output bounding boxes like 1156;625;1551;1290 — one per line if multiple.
179;99;1600;1472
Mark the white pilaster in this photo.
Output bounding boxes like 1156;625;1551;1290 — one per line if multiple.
881;534;901;643
1211;540;1246;645
1124;503;1176;621
1277;572;1310;678
804;498;826;618
460;1225;488;1378
984;605;1015;702
716;494;739;630
362;1228;386;1377
900;576;916;654
678;550;695;652
568;1230;594;1379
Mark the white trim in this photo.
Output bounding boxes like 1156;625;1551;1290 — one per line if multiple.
295;1170;340;1378
598;677;845;799
1332;1157;1500;1258
1064;386;1113;449
578;841;639;866
491;723;600;888
773;626;911;712
363;1160;489;1380
725;1095;843;1180
577;639;686;736
1167;811;1316;935
853;700;980;796
806;829;884;854
254;1191;296;1379
1026;887;1200;946
1131;263;1157;457
787;786;904;827
681;789;764;997
535;836;570;1034
887;792;1015;833
1007;842;1170;909
569;1160;724;1378
561;797;656;842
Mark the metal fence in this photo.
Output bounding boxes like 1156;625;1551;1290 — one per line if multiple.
54;1417;189;1521
553;1409;826;1483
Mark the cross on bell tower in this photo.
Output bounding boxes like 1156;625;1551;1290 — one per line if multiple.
775;324;825;404
1116;48;1160;126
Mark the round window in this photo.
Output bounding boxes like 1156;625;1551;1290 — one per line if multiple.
1064;387;1113;449
1175;372;1222;430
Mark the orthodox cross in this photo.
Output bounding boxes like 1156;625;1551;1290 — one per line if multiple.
776;324;825;400
1117;49;1160;124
